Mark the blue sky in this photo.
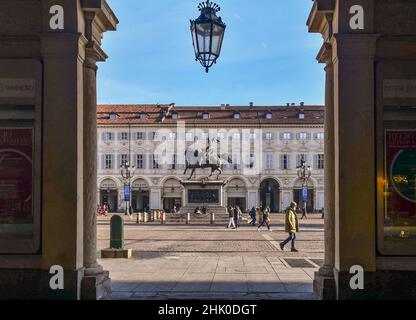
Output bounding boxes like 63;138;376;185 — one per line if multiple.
99;0;324;106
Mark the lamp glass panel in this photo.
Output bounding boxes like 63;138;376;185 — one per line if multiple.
211;24;224;56
196;23;212;53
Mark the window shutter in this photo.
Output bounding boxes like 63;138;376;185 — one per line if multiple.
279;133;283;140
307;133;311;140
117;154;120;168
296;133;300;140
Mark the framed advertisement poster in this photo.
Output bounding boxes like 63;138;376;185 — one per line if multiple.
0;121;40;254
0;127;34;235
382;129;416;247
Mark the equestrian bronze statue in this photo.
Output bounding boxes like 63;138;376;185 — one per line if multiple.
184;137;232;180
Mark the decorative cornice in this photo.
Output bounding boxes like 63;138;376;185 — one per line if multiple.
317;42;332;65
306;0;335;34
82;0;119;32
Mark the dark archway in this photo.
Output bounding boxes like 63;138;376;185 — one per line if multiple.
260;178;280;213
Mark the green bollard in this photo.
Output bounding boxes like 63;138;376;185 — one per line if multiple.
110;215;124;249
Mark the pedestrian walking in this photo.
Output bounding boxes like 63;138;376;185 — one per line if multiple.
280;201;299;252
249;206;257;225
301;202;308;220
234;205;242;229
227;205;236;229
257;207;272;231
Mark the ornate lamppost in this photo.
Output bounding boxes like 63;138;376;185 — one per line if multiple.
297;158;312;217
190;0;226;73
121;161;135;216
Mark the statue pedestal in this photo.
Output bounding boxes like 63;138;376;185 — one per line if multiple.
180;180;228;215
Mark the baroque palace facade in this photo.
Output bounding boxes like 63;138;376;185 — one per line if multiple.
97;103;325;213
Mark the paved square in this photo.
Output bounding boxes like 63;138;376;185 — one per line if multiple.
97;214;324;300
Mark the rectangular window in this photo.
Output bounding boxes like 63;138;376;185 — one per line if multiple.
299;132;308;140
282;154;290;170
249;133;256;140
266;154;273;170
152;154;159;169
171;154;176;169
248;154;255;169
265;132;273;140
105;154;113;169
137;132;144;140
316;132;324;140
136;154;144;169
317;154;324;169
201;132;209;140
103;132;113;141
121;154;129;166
120;132;128;140
152;132;160;140
281;133;292;140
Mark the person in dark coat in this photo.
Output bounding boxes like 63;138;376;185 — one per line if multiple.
257;207;272;231
249;206;257;225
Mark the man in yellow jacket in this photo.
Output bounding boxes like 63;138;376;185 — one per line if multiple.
280;201;299;252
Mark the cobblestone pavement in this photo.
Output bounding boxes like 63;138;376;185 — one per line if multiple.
97;214;324;300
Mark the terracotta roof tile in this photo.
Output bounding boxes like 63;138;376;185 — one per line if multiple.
97;104;324;125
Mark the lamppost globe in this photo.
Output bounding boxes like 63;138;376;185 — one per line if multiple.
190;0;226;73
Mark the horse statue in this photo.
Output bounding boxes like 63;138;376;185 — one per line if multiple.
183;138;232;180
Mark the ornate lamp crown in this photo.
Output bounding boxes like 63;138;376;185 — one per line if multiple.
198;0;221;12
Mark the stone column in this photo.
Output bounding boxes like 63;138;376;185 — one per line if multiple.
313;42;336;299
81;11;111;300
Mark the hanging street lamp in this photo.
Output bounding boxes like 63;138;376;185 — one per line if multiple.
297;158;312;186
297;158;312;216
190;0;226;73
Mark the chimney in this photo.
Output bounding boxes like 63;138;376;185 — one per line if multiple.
249;102;254;107
286;103;290;107
221;104;226;110
226;104;230;107
300;102;305;107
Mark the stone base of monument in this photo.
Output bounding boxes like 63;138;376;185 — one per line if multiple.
179;179;228;219
101;248;132;259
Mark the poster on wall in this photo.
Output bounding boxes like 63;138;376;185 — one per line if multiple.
384;130;416;239
0;128;33;236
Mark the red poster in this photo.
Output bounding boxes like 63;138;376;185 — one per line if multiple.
0;128;33;220
385;130;416;219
